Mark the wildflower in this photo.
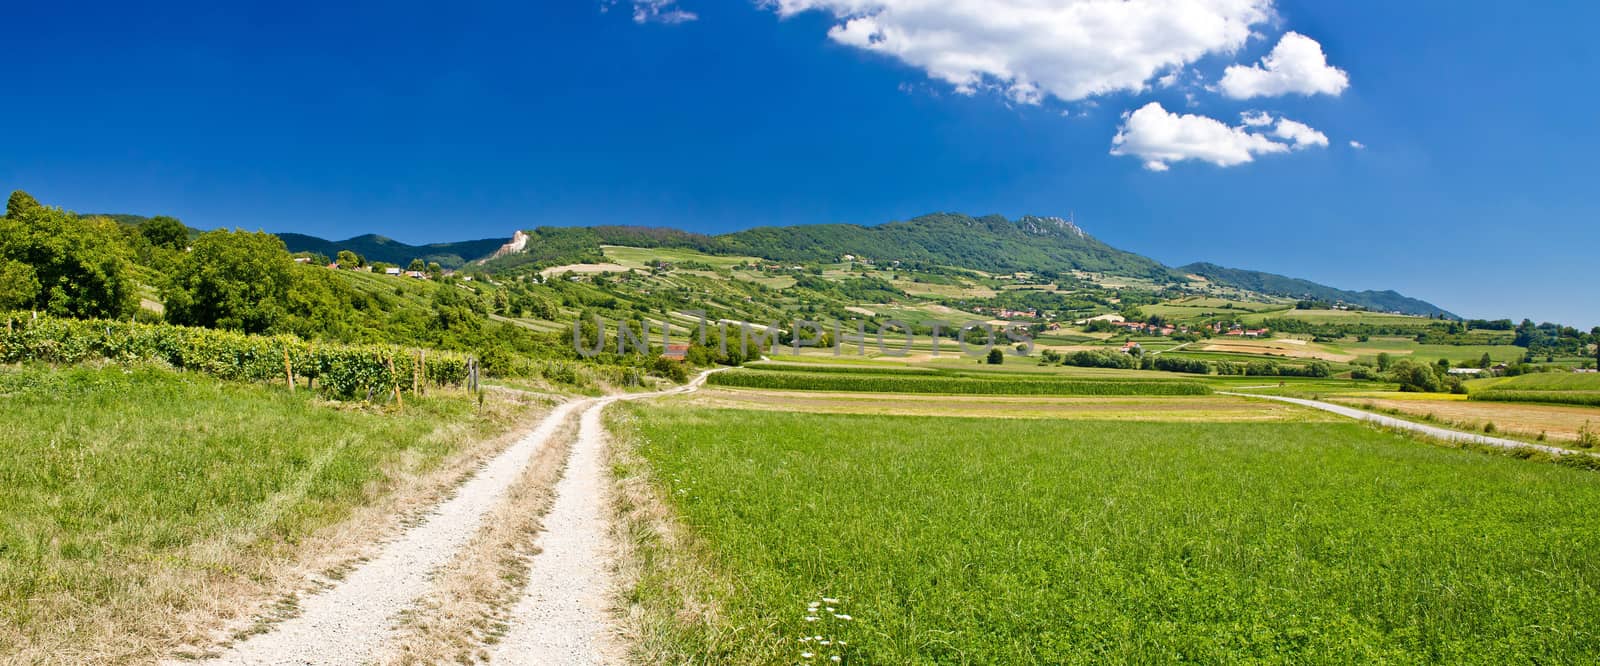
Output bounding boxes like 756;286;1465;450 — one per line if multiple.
801;652;814;659
806;616;819;622
831;657;841;663
823;597;839;604
834;614;852;621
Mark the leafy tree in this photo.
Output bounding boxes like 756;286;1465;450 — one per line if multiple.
0;259;40;310
336;250;361;268
6;190;39;219
164;230;294;333
0;204;136;318
986;347;1004;365
1376;352;1392;371
408;258;426;271
1479;352;1493;369
140;215;189;250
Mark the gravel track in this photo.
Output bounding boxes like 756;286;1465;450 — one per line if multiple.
192;399;589;665
490;370;720;664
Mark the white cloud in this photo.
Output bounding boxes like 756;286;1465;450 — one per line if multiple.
1349;140;1366;149
1219;31;1348;99
1111;102;1288;170
763;0;1274;103
1271;117;1328;149
1111;103;1328;170
624;0;697;24
1239;110;1274;126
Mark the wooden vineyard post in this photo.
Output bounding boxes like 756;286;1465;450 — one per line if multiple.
412;350;421;396
419;349;427;397
283;348;296;391
388;356;403;410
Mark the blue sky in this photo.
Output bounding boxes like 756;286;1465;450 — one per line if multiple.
2;1;1595;327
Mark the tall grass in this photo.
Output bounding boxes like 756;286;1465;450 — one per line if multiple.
0;364;519;663
708;369;1211;395
612;406;1600;663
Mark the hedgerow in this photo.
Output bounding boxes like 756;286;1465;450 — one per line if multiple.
1;314;468;399
707;370;1210;396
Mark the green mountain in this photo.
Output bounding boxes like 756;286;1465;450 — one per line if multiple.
1179;262;1455;318
487;213;1175;280
272;213;1451;318
277;233;508;269
716;213;1175;279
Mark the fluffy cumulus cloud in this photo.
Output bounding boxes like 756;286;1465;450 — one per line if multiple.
1111;103;1329;170
1239;110;1274;126
608;0;697;24
1219;31;1348;99
763;0;1274;103
1271;117;1328;149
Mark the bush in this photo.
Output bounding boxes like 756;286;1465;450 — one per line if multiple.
1152;356;1211;374
1061;350;1137;370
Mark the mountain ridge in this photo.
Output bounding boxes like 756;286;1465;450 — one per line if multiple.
271;212;1452;317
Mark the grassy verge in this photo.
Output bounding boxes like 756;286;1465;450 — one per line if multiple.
611;405;1600;663
0;363;532;664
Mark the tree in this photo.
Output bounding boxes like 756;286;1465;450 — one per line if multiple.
408;258;426;271
6;190;39;219
1436;358;1452;373
986;347;1004;365
0;259;40;310
140;215;189;250
1479;352;1493;369
164;230;294;333
1593;327;1600;369
336;250;361;268
0;204;136;318
1376;352;1392;371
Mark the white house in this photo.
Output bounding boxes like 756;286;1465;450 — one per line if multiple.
384;267;402;276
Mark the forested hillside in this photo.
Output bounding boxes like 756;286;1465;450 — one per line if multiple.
277;233;507;269
1180;262;1455;317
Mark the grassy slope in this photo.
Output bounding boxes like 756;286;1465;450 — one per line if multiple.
0;364;521;661
615;406;1600;664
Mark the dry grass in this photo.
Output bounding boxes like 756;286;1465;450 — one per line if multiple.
1331;396;1600;445
604;409;735;665
377;406;584;665
1200;340;1356;362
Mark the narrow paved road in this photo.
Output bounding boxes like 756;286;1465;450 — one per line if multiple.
1220;391;1590;458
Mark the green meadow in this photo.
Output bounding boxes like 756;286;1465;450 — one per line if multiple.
614;405;1600;664
0;364;521;658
